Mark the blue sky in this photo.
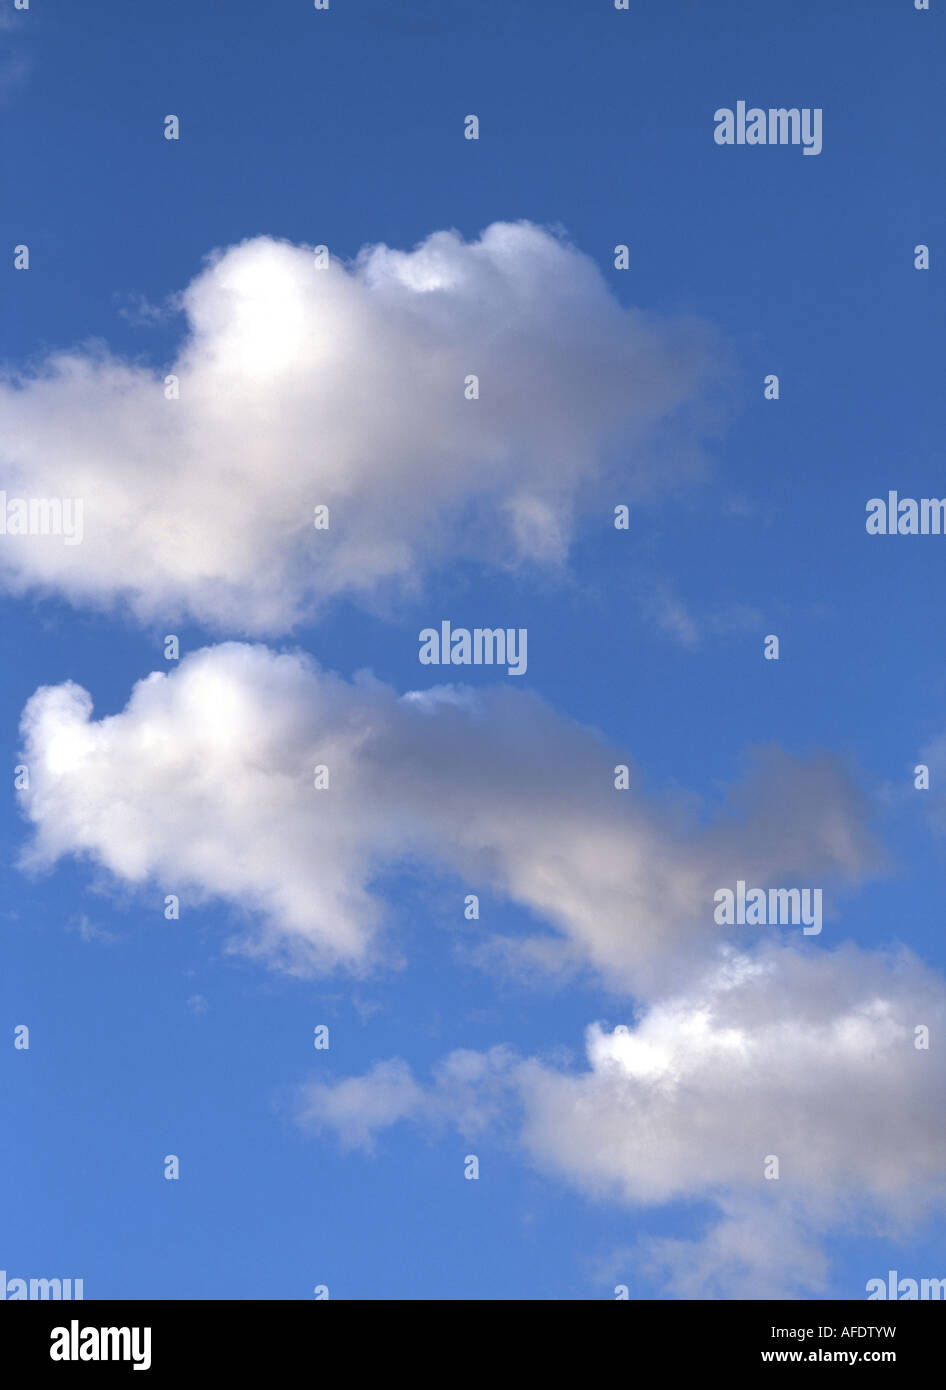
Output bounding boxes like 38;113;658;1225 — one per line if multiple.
2;0;945;1300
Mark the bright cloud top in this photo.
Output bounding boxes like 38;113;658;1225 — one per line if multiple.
0;222;722;633
298;942;946;1297
17;642;876;985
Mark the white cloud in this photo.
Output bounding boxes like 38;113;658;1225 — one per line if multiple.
298;942;946;1296
515;944;946;1217
16;643;877;984
0;223;723;634
296;1048;516;1154
635;1203;830;1300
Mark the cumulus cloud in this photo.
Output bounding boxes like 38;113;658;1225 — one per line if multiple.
0;222;723;633
16;643;877;984
514;945;946;1217
298;942;946;1296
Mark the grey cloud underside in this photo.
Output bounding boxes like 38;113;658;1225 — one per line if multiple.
17;642;878;988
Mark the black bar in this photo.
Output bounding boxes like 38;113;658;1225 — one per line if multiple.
2;1299;943;1376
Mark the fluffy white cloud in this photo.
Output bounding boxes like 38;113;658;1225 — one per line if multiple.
16;643;877;984
298;942;946;1296
515;944;946;1216
0;222;722;633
